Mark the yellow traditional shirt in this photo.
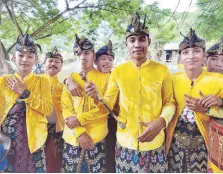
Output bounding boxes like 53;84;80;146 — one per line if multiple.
78;59;176;151
41;74;64;132
0;72;53;153
166;71;223;155
62;68;110;146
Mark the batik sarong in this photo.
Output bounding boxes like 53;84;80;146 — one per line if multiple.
61;140;106;173
115;143;168;173
168;117;208;173
1;98;46;173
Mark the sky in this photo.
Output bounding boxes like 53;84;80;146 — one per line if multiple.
144;0;197;12
57;0;198;12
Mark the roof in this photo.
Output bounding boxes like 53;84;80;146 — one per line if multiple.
164;43;179;51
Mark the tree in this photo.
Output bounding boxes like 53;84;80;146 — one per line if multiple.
0;0;175;55
196;0;223;41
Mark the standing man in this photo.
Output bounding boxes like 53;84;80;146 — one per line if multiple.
42;47;65;173
204;37;223;172
166;28;223;173
0;34;52;172
65;40;117;173
61;35;110;173
84;13;176;173
95;41;118;173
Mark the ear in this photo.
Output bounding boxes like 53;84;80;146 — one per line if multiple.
93;52;96;61
125;41;128;47
147;38;151;46
34;55;38;64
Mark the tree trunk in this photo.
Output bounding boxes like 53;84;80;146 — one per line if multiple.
0;40;13;75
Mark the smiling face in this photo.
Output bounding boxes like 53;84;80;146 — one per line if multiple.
126;35;151;61
44;58;62;77
180;47;205;71
206;54;223;74
95;55;114;73
14;51;37;74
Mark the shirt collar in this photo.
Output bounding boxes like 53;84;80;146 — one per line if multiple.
129;58;151;68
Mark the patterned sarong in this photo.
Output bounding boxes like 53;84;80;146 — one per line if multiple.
1;100;46;173
168;117;208;173
45;124;64;173
61;140;106;173
115;143;168;173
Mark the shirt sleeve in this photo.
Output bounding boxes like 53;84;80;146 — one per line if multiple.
206;75;223;118
77;69;120;126
61;84;86;137
23;76;53;116
160;68;176;127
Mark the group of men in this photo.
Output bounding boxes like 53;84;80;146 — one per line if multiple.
0;12;223;173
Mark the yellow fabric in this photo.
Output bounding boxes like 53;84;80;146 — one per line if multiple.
165;71;223;157
61;68;110;146
0;72;53;153
209;161;223;173
41;74;65;132
79;59;175;151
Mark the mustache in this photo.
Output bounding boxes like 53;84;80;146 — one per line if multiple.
50;65;58;69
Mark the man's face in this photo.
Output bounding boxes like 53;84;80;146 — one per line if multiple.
95;55;114;73
14;51;37;73
180;47;205;71
44;58;62;77
79;50;95;70
206;54;223;74
126;35;151;60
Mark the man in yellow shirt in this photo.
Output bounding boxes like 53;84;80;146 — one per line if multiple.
95;41;117;173
41;48;64;173
0;34;52;172
202;38;223;172
83;13;175;173
64;40;117;173
166;28;223;173
61;35;110;173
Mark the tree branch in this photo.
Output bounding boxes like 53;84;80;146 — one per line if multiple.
35;33;52;40
65;0;69;9
3;0;23;35
6;0;113;53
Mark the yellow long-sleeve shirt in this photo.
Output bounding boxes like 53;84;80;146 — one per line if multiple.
0;72;53;153
165;71;223;172
61;68;110;146
78;59;176;151
165;71;223;153
41;74;64;132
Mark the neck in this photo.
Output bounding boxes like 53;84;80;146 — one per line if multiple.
185;67;202;81
17;70;31;78
82;66;94;73
131;57;147;67
47;72;57;77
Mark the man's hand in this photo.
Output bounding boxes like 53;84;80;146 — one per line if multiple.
198;91;222;108
184;94;208;112
78;132;94;150
6;76;27;94
137;117;166;142
66;77;83;97
85;82;99;101
65;116;81;129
